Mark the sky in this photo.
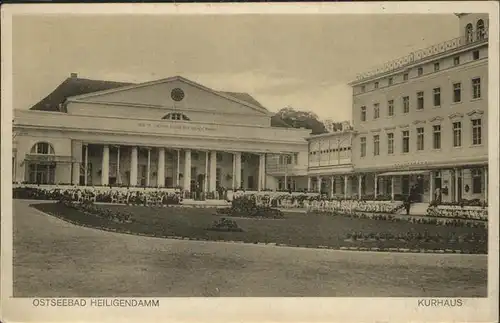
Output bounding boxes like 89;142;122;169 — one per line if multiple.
12;14;459;122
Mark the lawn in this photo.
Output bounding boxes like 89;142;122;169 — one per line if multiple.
31;202;488;253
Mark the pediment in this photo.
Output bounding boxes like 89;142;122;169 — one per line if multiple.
398;124;410;129
429;116;444;123
466;109;485;118
412;120;426;125
66;76;271;117
370;128;381;133
383;126;396;131
448;112;464;120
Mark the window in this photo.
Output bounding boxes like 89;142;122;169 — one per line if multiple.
472;78;481;99
360;106;366;121
162;113;190;121
477;19;485;40
433;125;441;149
465;23;473;43
373;103;380;119
453;122;462;147
403;96;410;113
471;169;482;194
416;91;424;110
361;85;366;93
30;142;55;155
388;77;393;85
453;56;460;66
387;100;394;116
434;62;440;72
360;137;366;157
403;73;409;81
453;83;462;102
373;135;380;156
417;67;423;76
416;127;424;151
472;119;482;145
387;133;394;154
433;87;441;107
473;50;480;60
374;82;379;89
402;130;410;153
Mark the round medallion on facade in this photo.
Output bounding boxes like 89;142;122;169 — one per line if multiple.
171;88;185;102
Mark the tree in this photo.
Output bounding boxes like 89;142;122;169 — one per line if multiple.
272;107;328;134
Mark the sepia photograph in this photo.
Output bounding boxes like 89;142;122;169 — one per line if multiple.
1;2;498;323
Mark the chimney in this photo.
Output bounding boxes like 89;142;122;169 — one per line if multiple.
70;72;78;78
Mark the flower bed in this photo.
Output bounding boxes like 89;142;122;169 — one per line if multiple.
344;231;486;244
426;205;487;221
306;199;405;214
216;195;284;219
207;218;243;232
57;197;133;224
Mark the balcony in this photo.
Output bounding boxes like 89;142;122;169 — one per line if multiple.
353;29;489;83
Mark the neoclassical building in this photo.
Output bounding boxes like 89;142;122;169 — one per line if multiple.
12;75;311;193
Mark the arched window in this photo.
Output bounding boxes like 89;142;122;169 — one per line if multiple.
30;142;55;155
465;23;473;43
477;19;485;40
162;113;190;121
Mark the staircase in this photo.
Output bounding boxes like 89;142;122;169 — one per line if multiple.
398;202;429;216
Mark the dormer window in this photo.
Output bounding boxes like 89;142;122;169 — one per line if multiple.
162;113;190;121
477;19;485;40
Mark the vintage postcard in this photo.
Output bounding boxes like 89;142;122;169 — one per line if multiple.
1;2;498;323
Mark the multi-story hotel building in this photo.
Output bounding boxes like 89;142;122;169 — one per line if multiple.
12;13;489;205
349;13;489;203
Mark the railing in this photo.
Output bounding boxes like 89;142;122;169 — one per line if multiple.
355;29;489;82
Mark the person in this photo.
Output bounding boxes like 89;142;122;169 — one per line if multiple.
434;187;441;203
404;192;412;215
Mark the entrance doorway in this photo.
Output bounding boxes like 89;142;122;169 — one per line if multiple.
247;176;254;190
402;175;410;196
28;163;56;184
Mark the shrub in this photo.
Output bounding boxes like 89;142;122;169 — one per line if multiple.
207;218;243;232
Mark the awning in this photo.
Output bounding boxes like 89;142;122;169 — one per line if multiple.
378;170;430;177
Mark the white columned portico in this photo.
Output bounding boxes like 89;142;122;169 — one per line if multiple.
357;174;362;199
130;146;138;186
258;153;265;191
429;171;435;202
184;149;192;191
317;176;322;194
101;145;110;186
391;176;395;201
307;176;312;191
484;166;488;202
344;175;348;199
116;146;121;184
374;174;378;198
209;151;217;192
204;151;209;192
157;147;165;187
234;152;242;189
84;144;89;186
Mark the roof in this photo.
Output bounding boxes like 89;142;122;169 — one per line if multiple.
30;77;134;112
30;76;275;117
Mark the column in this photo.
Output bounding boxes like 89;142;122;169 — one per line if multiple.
307;176;311;191
330;176;335;198
146;148;151;187
84;144;89;186
116;146;121;184
232;154;236;189
317;176;322;194
130;146;138;186
101;145;110;186
176;149;180;187
157;147;165;187
344;175;348;199
484;166;488;202
258;153;265;191
210;151;217;192
284;174;288;191
204;151;209;192
454;168;460;203
358;174;362;199
391;176;395;201
429;171;435;202
72;162;80;185
374;174;378;198
234;152;242;189
183;149;192;191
